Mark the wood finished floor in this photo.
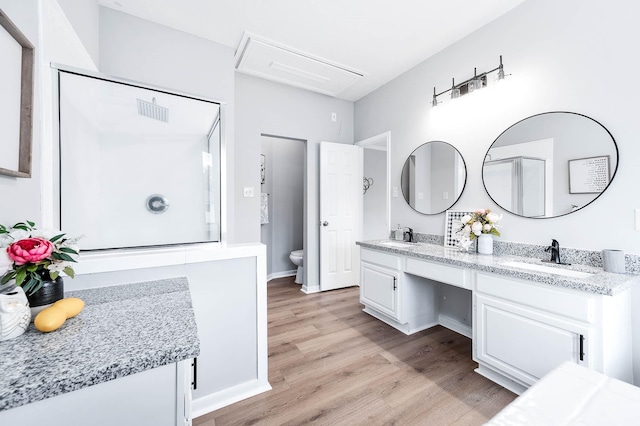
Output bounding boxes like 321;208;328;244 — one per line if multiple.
193;276;515;426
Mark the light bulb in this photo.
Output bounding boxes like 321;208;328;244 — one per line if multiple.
450;78;460;99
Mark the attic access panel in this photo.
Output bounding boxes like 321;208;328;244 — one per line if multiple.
235;34;363;97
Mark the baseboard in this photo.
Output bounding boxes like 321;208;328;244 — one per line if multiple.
301;284;320;294
362;306;438;335
267;270;296;282
474;365;527;395
191;379;272;418
438;314;472;339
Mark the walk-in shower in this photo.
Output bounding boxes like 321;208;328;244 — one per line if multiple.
56;69;222;250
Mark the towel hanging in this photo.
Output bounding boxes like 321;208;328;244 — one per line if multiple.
260;193;269;224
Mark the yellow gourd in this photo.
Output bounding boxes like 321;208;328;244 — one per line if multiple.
34;306;67;332
52;297;85;319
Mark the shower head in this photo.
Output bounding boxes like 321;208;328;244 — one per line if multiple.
136;97;168;123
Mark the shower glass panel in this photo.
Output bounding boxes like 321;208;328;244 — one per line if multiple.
484;157;546;217
58;70;221;250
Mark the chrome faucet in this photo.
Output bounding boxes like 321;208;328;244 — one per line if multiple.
544;239;570;265
404;227;414;243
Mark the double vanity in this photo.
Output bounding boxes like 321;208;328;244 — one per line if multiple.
357;240;638;394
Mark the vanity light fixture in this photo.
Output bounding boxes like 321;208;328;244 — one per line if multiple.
431;87;438;107
450;78;460;99
497;55;505;81
431;55;507;107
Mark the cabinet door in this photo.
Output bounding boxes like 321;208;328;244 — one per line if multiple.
360;262;400;320
476;294;588;386
0;363;181;426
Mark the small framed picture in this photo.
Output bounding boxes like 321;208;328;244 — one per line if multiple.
444;210;474;248
568;156;610;194
260;154;266;184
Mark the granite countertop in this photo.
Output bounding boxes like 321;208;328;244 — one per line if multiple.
0;277;200;412
357;240;640;296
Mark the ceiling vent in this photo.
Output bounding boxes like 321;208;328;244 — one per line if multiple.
234;33;364;98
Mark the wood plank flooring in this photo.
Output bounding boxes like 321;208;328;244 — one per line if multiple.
193;276;515;426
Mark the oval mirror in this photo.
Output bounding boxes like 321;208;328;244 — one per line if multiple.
482;112;618;218
401;141;467;215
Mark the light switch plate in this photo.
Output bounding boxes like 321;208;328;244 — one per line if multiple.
243;187;254;197
392;187;399;198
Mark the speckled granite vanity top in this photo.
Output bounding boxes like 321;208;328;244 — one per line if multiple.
0;277;200;412
358;240;640;296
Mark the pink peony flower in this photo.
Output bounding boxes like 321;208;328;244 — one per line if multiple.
6;238;54;265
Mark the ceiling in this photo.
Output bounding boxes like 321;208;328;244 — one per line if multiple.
98;0;525;101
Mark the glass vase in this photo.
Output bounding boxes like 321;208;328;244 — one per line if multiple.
26;271;64;316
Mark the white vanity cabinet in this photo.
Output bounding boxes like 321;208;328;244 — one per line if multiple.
360;249;440;334
0;360;193;426
360;256;402;320
474;272;633;394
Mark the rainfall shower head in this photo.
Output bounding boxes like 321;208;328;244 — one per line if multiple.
136;97;169;123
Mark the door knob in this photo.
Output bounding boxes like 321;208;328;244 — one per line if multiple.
322;221;329;226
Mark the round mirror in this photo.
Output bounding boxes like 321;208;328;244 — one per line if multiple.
482;112;618;218
401;141;467;215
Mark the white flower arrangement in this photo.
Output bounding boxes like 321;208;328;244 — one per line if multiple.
455;209;502;252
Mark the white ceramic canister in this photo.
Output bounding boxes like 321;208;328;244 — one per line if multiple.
0;286;31;341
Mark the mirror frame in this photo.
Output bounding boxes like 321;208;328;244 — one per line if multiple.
401;141;467;215
0;8;34;178
482;111;619;219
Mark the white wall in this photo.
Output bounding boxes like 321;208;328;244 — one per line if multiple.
56;0;99;67
98;7;236;241
260;136;304;277
0;0;41;225
354;0;640;384
0;0;96;229
235;73;354;289
363;148;387;240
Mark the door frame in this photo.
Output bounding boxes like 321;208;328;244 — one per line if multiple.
356;131;391;238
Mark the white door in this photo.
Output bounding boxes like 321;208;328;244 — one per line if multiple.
319;141;362;291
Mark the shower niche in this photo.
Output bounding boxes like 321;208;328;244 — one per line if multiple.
57;69;222;250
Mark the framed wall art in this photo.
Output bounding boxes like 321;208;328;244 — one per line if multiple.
568;155;610;194
0;8;34;178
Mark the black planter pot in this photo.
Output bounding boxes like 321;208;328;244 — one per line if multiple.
26;274;64;313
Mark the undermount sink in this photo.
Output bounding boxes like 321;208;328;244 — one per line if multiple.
501;261;594;279
380;241;418;248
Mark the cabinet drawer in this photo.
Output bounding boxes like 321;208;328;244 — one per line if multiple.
476;273;595;323
405;258;470;289
361;248;402;270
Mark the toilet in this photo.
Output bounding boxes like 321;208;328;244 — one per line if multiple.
289;250;304;284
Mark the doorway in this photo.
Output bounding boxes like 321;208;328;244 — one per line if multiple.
356;132;390;240
260;135;306;281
